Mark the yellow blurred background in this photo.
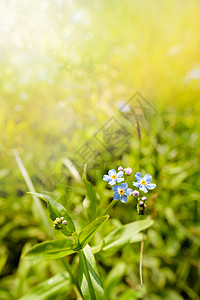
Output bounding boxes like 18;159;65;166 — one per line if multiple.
1;1;199;138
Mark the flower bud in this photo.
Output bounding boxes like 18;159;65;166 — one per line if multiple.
56;217;60;222
139;200;143;205
142;196;147;201
133;190;139;197
54;224;60;230
144;204;147;208
118;166;123;171
124;167;132;175
60;217;64;221
62;220;67;225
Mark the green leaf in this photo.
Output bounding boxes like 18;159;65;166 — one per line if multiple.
18;272;72;300
78;244;105;300
82;165;100;221
23;239;76;260
101;219;154;255
104;262;126;298
79;216;109;248
118;288;145;300
28;192;75;236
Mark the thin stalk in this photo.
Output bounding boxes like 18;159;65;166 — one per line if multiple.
62;258;82;297
103;199;117;215
140;240;144;288
13;149;82;298
136;119;141;143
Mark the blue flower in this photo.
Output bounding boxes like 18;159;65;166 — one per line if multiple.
112;183;133;203
103;169;124;186
133;172;156;193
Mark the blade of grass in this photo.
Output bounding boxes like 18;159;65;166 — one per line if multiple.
13;149;82;298
13;149;54;238
62;158;82;184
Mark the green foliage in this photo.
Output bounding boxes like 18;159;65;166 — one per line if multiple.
28;192;75;236
101;219;154;255
78;245;105;300
0;0;200;299
79;216;109;248
104;262;126;299
18;272;72;300
23;215;110;260
23;239;76;260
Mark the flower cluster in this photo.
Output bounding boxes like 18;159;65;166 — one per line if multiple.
136;196;147;215
53;217;67;230
103;167;156;214
103;166;133;203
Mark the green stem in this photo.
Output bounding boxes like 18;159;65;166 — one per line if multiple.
62;258;83;298
140;240;144;288
72;232;80;244
103;199;117;215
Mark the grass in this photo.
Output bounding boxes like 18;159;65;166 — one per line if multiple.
0;0;200;299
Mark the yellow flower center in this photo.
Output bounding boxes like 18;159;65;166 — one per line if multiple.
112;174;117;179
141;180;146;185
119;189;125;195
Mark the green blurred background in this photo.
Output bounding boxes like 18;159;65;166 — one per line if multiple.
0;0;200;299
